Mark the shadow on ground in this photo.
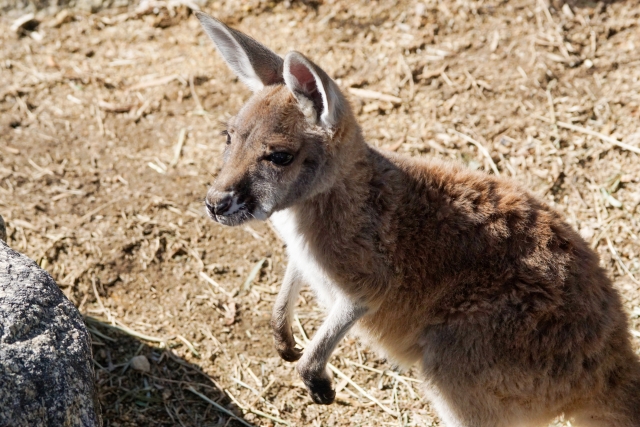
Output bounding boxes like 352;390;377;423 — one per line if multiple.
85;317;251;427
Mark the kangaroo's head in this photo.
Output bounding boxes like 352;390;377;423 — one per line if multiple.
196;12;354;226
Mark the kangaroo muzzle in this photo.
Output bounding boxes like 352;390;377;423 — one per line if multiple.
205;190;245;219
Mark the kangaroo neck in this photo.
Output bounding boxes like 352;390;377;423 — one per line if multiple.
294;143;378;240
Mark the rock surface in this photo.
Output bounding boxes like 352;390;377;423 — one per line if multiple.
0;240;101;427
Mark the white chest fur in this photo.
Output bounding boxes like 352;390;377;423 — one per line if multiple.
269;209;342;308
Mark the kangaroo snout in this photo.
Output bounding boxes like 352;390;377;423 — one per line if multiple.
205;189;246;222
206;191;233;215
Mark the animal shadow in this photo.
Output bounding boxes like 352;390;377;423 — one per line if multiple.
85;317;251;427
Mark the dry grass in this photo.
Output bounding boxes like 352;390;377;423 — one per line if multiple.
1;0;639;425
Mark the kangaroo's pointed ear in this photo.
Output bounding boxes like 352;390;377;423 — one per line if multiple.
196;12;284;92
283;51;346;129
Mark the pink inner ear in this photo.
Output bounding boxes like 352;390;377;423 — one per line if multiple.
290;62;317;95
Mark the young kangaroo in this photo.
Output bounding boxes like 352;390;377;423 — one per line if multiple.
195;12;640;426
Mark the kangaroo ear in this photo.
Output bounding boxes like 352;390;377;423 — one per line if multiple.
283;51;345;128
196;12;284;92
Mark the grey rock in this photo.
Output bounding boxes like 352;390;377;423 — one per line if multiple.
0;240;101;427
0;215;5;242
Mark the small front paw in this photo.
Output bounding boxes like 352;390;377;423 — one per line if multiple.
271;322;302;362
276;345;303;362
298;370;336;405
306;375;335;405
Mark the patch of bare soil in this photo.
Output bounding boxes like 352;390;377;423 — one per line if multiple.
1;0;639;425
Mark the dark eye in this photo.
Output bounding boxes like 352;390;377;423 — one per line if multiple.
222;130;231;145
268;152;294;166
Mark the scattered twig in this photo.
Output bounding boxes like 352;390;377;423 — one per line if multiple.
546;90;556;124
148;161;166;174
199;271;234;298
95;104;105;136
348;88;402;104
590;213;624;249
199;327;231;361
86;325;116;342
75;199;121;228
170;128;187;167
189;74;204;112
345;360;422;384
535;118;640;155
440;71;455;87
419;65;447;81
398;54;415;101
490;30;500;52
327;363;399;417
27;159;54;176
452;130;500;176
10;219;38;230
226;389;290;426
16;96;36;121
91;277;113;323
294;314;309;342
231;377;261;397
186;387;255;427
131;98;152;121
176;335;200;358
242;225;265;241
243;258;266;291
246;407;289;426
128;74;179;91
537;0;555;25
84;316;167;344
249;378;276;407
98;100;134;113
605;236;640;286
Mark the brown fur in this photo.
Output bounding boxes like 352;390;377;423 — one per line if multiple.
196;13;640;426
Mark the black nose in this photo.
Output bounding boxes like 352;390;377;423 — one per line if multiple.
205;200;215;216
206;193;233;216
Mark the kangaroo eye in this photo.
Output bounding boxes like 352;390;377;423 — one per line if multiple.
268;152;294;166
221;130;231;145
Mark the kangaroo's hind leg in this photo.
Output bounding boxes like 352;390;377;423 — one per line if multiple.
570;369;640;427
423;383;527;427
419;322;561;427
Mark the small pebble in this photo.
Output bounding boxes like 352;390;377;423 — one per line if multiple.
130;355;150;373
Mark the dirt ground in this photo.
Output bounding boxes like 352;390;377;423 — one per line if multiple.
1;0;639;425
